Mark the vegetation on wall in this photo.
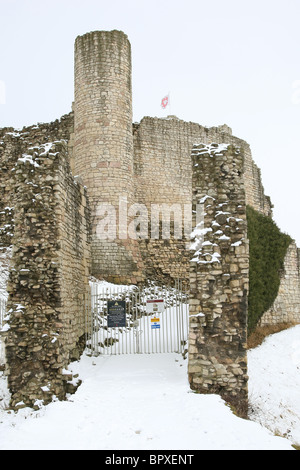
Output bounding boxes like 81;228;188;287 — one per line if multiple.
246;206;292;333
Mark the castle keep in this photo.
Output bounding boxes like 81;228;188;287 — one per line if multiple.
0;30;299;412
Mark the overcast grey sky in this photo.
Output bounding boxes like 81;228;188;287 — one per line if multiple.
1;0;300;245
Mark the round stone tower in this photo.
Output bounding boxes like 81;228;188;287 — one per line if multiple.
74;30;144;283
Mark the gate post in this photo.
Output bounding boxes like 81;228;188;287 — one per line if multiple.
188;143;249;417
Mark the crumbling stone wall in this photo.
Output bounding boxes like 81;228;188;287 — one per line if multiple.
0;113;74;247
133;116;272;217
259;240;300;326
243;147;272;217
1;137;90;408
132;116;271;284
188;143;249;413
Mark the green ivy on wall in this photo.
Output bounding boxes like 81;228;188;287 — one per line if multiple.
246;206;292;333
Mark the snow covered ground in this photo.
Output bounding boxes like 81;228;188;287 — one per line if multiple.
248;324;300;446
0;325;299;450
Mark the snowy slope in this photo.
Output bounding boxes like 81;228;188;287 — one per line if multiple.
248;324;300;446
0;325;299;450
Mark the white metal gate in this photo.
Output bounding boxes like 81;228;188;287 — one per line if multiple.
85;281;189;356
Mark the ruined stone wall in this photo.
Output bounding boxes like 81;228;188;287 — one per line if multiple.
243;147;272;217
259;240;300;326
133;116;271;215
0;114;74;289
0;112;74;238
54;147;91;362
0;126;90;408
0;133;19;250
188;143;249;412
132;116;269;284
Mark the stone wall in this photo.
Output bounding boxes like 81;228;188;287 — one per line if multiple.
1;134;90;408
259;240;300;326
188;143;249;413
133;116;272;216
0;113;74;242
0;115;74;308
132;116;270;284
243;147;272;217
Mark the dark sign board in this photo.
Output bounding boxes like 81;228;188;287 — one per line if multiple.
107;300;126;328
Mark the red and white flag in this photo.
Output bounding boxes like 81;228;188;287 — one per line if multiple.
161;94;169;109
